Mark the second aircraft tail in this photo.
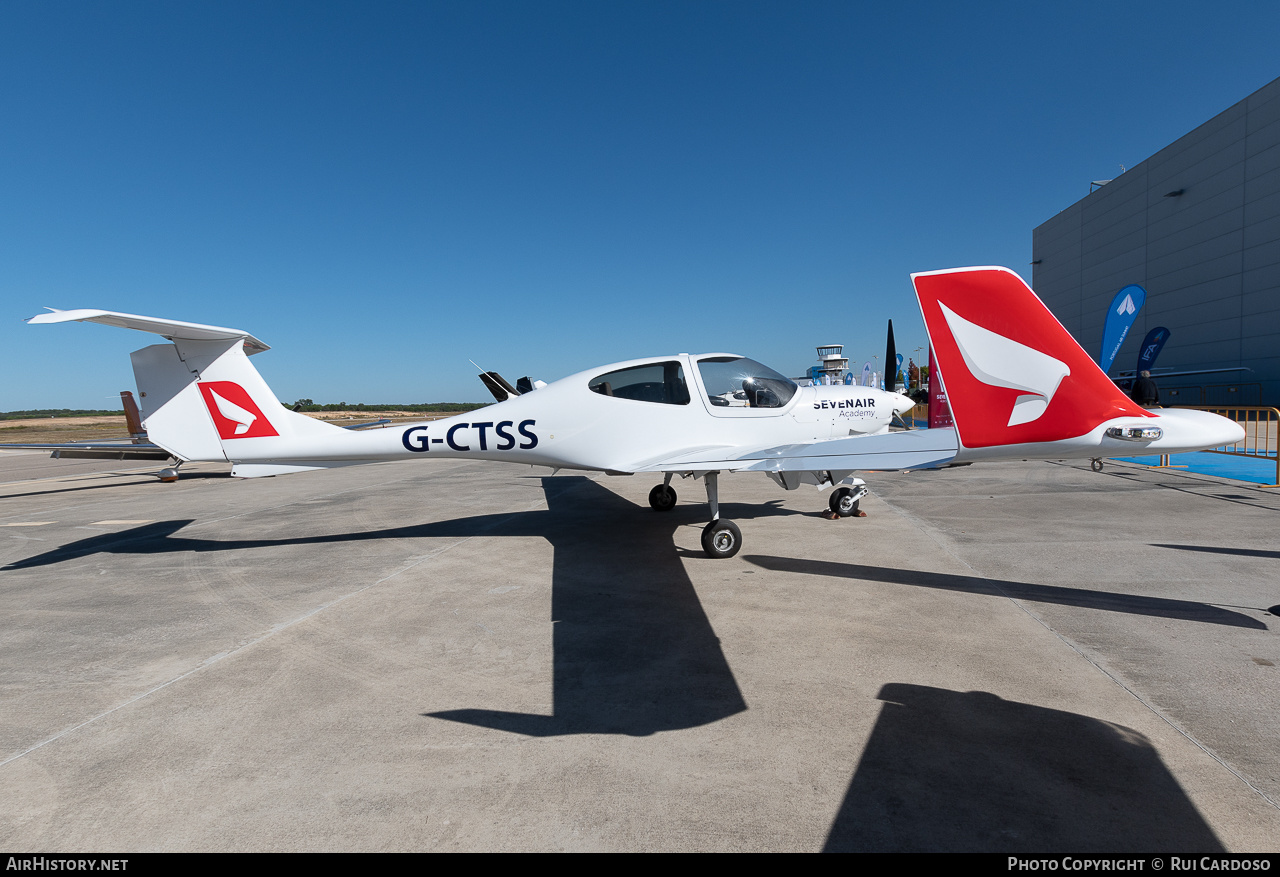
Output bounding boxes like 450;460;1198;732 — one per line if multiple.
911;267;1151;450
911;267;1243;460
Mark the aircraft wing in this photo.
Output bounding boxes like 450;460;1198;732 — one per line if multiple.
632;428;959;474
0;440;174;461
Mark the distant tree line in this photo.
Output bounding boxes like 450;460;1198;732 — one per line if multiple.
1;409;125;420
2;402;489;420
289;400;488;413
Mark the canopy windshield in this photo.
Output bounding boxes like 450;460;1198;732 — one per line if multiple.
697;356;798;409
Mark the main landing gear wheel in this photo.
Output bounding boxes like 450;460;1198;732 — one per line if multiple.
1090;458;1104;472
648;484;677;511
701;520;742;559
829;487;860;517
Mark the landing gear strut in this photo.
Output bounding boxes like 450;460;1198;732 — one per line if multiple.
699;471;741;559
648;471;741;558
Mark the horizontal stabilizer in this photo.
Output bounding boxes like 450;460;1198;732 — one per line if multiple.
51;446;174;461
29;309;269;354
0;440;173;461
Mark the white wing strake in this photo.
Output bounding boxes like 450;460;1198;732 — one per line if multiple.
939;302;1070;427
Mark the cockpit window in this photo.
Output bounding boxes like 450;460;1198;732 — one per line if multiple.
697;357;798;409
589;361;690;405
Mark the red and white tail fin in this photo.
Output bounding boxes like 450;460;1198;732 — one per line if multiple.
28;308;341;462
912;267;1151;450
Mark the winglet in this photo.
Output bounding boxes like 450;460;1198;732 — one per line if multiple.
27;308;270;354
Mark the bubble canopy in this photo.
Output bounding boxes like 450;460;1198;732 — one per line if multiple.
697;356;798;409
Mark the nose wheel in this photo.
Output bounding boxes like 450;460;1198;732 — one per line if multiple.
829;486;860;517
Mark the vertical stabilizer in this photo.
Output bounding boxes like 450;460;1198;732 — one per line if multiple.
131;342;229;461
131;336;342;462
912;267;1150;450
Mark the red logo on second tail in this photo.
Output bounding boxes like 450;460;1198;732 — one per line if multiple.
198;381;280;440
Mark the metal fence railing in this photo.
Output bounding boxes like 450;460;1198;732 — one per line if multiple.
1174;405;1280;487
906;402;1278;485
908;402;929;427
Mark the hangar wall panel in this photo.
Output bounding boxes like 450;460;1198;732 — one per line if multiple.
1033;76;1280;407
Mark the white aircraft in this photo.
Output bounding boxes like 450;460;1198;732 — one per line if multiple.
19;266;1243;558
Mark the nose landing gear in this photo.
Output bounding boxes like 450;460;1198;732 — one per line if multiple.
829;486;860;517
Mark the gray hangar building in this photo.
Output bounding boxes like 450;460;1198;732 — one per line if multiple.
1032;75;1280;408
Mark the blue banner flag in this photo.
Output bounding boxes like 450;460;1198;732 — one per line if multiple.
1135;327;1171;373
1099;284;1147;374
861;361;872;387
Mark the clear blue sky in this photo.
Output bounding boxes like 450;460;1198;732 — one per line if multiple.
3;1;1276;409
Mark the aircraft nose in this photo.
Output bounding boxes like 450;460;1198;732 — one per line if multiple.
892;393;915;416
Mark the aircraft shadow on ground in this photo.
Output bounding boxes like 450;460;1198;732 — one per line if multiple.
428;477;768;736
743;556;1266;629
1151;543;1280;560
1098;469;1280;513
0;470;229;501
824;684;1224;852
3;476;769;738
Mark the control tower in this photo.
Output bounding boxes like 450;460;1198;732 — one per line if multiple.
813;344;849;385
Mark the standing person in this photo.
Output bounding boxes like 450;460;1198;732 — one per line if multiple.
1131;370;1160;407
